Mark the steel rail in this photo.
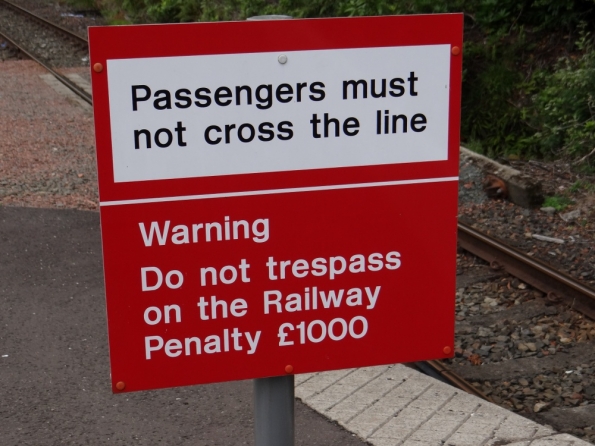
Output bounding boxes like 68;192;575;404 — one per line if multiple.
420;360;493;402
0;30;92;105
413;360;494;403
458;221;595;319
0;0;88;44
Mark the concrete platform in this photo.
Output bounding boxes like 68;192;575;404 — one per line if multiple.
296;365;592;446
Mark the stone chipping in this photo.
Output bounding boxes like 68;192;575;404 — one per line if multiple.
0;2;89;68
452;156;595;443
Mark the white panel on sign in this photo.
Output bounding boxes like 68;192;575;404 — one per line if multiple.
107;45;451;183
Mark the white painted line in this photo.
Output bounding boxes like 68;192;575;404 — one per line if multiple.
99;176;459;207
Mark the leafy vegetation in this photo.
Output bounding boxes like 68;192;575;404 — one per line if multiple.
570;179;595;192
543;195;574;211
83;0;595;168
528;36;595;162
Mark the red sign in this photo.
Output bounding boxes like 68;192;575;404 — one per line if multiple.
89;14;462;393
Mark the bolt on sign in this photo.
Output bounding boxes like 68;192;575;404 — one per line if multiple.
89;14;463;393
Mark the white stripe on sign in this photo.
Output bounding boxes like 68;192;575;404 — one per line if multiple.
99;176;459;207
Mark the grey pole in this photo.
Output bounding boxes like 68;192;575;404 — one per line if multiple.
247;14;295;446
254;375;295;446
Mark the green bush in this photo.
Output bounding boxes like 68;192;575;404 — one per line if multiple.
528;35;595;161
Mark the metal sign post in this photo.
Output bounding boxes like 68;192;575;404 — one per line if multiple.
254;375;295;446
245;15;296;446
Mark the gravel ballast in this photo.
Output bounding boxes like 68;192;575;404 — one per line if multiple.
0;3;89;68
9;0;105;38
453;157;595;443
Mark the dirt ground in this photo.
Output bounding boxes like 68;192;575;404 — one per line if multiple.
0;60;97;210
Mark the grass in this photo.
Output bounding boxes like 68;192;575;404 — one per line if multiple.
542;195;574;211
570;180;595;193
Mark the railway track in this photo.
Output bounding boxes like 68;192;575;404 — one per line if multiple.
0;0;87;43
0;0;91;104
458;221;595;320
418;222;595;407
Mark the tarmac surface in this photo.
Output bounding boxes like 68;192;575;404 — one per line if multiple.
0;206;367;445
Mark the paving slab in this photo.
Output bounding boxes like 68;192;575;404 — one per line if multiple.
297;365;593;446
